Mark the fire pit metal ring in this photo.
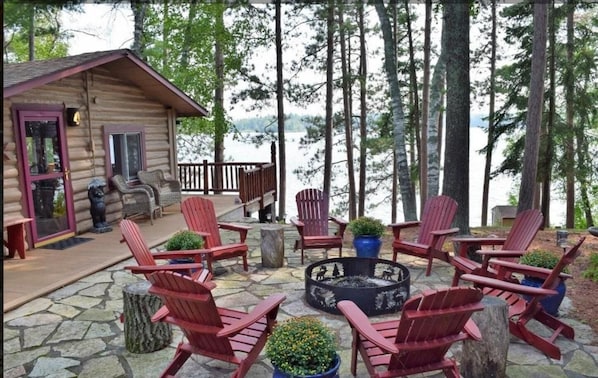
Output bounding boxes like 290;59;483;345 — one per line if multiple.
305;257;410;316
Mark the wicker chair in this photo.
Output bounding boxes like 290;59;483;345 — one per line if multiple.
110;174;161;225
138;169;182;210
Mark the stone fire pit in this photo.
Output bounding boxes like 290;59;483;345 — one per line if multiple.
305;257;410;316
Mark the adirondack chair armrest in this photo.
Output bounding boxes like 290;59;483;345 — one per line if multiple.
150;249;211;260
453;237;508;258
125;263;205;275
474;249;528;271
329;217;348;237
461;274;559;297
388;221;421;239
337;300;399;354
431;227;460;237
151;305;169;322
430;228;461;248
476;249;527;258
290;217;305;235
463;319;482;341
329;216;348;226
488;259;573;280
219;222;252;242
217;293;286;337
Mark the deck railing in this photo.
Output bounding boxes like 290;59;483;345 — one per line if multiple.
178;160;277;209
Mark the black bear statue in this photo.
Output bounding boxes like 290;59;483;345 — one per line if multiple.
88;178;112;233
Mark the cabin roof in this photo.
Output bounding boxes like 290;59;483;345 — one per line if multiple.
3;49;209;117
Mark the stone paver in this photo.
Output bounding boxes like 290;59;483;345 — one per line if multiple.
3;223;597;377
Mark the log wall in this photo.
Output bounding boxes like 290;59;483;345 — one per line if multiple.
3;66;177;236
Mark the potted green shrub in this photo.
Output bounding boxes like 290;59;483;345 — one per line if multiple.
266;316;340;378
165;230;204;268
520;249;567;316
348;216;386;258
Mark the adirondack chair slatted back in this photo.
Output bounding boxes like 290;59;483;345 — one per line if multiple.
296;189;331;237
120;219;157;275
502;209;543;251
182;197;223;248
389;287;484;370
148;271;234;356
417;195;458;248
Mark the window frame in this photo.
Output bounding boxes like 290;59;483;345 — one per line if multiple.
103;125;147;183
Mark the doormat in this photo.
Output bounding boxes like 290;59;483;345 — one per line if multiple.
42;237;94;250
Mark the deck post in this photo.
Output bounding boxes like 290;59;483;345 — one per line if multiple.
202;160;209;194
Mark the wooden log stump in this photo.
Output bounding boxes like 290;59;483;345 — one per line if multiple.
460;296;509;378
122;280;172;353
261;225;284;268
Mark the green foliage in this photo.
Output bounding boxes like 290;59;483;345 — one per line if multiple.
520;249;562;270
348;216;386;237
164;230;204;251
3;2;80;63
265;316;336;376
52;192;66;217
581;252;598;283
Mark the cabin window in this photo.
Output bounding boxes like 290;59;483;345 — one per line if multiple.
103;125;146;182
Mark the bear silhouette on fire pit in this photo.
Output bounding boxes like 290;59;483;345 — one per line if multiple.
88;178;112;233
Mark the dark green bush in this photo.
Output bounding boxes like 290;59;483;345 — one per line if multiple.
520;250;561;269
266;316;336;376
164;230;204;251
348;216;386;237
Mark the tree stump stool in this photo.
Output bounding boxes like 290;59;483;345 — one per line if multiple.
122;280;172;353
460;296;509;378
261;225;284;268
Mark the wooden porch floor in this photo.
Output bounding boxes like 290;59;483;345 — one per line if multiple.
3;194;243;312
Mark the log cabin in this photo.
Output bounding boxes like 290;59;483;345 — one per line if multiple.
3;49;209;250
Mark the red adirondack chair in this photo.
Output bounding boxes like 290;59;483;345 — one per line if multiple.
291;188;348;264
389;195;459;276
338;286;484;378
451;209;543;286
181;197;251;272
120;219;214;286
148;271;286;378
461;237;585;360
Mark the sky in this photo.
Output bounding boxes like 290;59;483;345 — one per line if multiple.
62;4;133;55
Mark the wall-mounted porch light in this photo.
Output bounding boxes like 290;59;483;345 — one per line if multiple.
66;107;81;127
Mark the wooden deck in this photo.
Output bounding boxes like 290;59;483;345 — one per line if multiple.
3;195;243;312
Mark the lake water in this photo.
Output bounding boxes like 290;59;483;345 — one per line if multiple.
193;129;566;227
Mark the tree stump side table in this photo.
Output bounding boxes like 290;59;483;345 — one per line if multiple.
122;280;172;353
460;296;509;378
261;225;284;268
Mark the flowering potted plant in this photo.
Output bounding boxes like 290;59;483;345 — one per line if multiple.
266;316;340;378
520;249;567;316
165;230;204;269
348;216;386;258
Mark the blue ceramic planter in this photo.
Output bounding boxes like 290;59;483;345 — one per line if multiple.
168;258;200;276
353;235;382;258
273;354;341;378
521;277;566;317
